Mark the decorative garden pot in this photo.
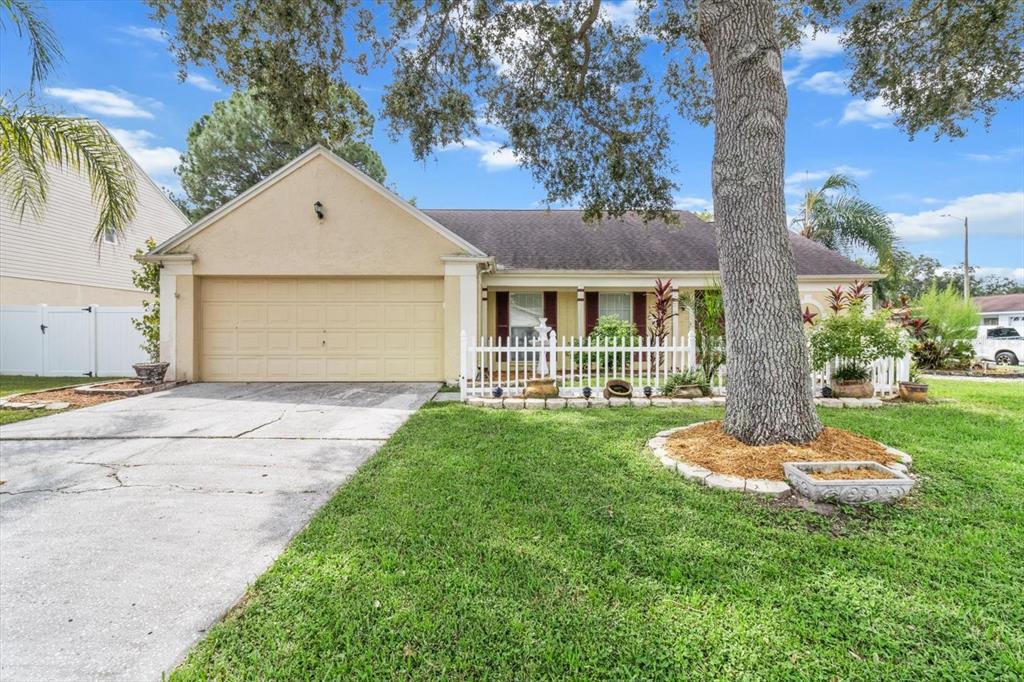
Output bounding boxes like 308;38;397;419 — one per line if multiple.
783;461;913;504
831;380;873;399
132;362;169;385
603;379;633;399
898;381;929;402
670;385;703;399
523;377;558;398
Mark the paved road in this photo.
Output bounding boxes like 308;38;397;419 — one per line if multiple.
0;382;438;681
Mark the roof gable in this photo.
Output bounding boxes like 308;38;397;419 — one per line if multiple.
152;146;484;257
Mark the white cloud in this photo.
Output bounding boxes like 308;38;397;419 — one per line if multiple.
601;0;640;26
840;97;894;127
674;196;712;211
785;165;871;195
888;192;1024;241
185;73;221;93
108;128;181;182
963;147;1024;163
792;27;844;61
119;25;165;43
974;267;1024;283
45;87;154;119
800;70;848;96
446;139;519;171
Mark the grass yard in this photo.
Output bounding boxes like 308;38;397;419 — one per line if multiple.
173;379;1023;680
0;374;98;397
0;375;106;426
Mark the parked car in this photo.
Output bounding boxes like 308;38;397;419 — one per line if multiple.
973;326;1023;365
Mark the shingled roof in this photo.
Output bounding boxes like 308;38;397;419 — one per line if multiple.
973;293;1024;313
423;209;875;276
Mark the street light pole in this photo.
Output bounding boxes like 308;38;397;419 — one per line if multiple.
941;213;971;300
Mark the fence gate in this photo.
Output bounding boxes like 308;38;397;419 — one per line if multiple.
0;304;147;377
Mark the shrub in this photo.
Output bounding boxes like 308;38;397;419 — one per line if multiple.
832;364;871;382
131;238;160;363
909;287;980;369
808;302;906;375
577;316;639;370
662;369;709;396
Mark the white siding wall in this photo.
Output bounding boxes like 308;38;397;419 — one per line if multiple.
0;158;189;293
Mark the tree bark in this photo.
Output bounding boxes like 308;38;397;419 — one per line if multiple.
698;0;823;444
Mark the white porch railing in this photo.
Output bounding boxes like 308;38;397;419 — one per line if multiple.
460;330;709;398
812;353;912;398
459;330;911;400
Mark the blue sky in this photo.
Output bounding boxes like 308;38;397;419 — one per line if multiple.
2;1;1022;282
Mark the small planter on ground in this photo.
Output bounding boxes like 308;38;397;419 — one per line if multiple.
603;378;632;399
830;365;873;399
132;361;170;385
783;461;913;504
662;370;708;399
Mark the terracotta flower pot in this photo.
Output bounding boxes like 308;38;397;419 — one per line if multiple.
133;362;169;385
831;380;874;399
898;381;929;402
603;379;633;399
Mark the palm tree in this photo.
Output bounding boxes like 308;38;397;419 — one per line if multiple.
0;0;137;241
793;173;896;270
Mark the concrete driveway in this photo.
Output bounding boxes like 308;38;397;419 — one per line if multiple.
0;382;438;681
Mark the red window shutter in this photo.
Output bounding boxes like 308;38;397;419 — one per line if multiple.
543;291;558;333
585;291;599;334
633;291;647;338
495;291;510;339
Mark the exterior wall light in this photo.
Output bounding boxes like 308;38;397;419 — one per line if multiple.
313;201;325;220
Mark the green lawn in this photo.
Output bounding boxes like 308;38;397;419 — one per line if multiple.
173;379;1023;680
0;374;98;397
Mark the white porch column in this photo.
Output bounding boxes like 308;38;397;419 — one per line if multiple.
480;286;488;339
670;285;680;340
576;286;585;337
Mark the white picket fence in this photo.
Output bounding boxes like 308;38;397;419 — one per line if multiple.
459;330;910;399
0;304;147;377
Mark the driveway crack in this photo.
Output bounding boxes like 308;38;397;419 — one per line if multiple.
233;411;287;438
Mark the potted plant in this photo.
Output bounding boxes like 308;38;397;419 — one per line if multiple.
809;301;906;400
662;369;707;398
131;238;170;385
830;365;873;398
898;364;929;402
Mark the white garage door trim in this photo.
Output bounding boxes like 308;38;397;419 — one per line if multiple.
200;277;443;381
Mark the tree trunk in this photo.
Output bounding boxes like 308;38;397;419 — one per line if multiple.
698;0;823;444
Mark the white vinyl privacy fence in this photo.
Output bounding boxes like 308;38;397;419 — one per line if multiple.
460;331;910;399
0;305;146;377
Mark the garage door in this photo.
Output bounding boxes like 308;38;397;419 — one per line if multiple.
200;277;444;381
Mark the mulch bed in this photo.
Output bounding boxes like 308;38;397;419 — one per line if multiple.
810;467;896;481
7;387;124;408
665;420;897;481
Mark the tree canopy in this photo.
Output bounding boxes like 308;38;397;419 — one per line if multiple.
148;0;1023;220
176;88;386;220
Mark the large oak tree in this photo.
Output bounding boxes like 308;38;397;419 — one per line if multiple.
147;0;1023;444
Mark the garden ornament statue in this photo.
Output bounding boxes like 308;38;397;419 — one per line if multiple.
524;318;559;398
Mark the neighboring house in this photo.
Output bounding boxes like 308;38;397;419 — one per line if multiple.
144;146;878;384
973;293;1024;330
0;153;189;307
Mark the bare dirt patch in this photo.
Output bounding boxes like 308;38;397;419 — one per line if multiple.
665;421;896;481
810;467;896;481
8;387;125;408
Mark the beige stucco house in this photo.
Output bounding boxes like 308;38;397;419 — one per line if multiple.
0;150;190;307
144;146;878;384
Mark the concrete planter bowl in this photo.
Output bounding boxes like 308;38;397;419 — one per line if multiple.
783;461;913;504
831;380;874;399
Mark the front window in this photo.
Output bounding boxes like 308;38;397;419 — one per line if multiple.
982;316;998;326
598;292;631;322
509;292;543;344
102;227;117;244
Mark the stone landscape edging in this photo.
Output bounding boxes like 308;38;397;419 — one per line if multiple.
464;396;885;409
646;422;914;497
74;380;182;397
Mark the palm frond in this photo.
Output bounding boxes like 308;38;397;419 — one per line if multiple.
813;195;897;262
820;172;859;194
0;104;138;241
0;0;63;88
